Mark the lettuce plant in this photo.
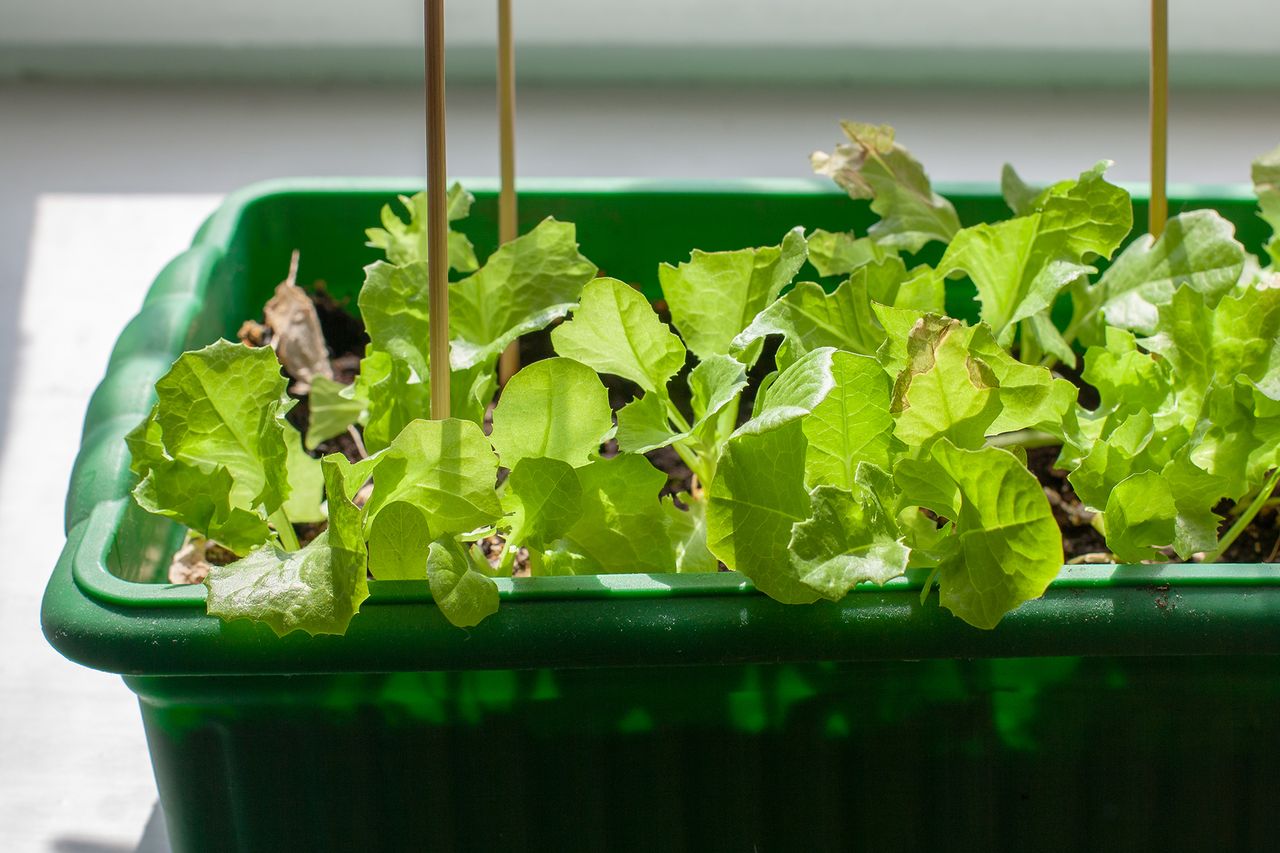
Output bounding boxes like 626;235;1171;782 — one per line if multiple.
126;130;1280;638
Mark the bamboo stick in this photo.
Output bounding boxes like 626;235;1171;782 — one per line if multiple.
425;0;451;419
1149;0;1168;238
497;0;521;385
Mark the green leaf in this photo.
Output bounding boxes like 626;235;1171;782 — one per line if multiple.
364;418;502;539
732;278;886;364
617;354;749;455
867;261;946;313
131;462;271;557
358;259;432;383
943;162;1130;360
1162;450;1230;558
1077;327;1174;428
802;351;895;489
706;419;818;603
789;482;909;600
1146;283;1280;403
897;441;1063;630
365;184;480;272
1253;143;1280;264
1103;471;1177;563
426;536;500;628
354;350;428;453
551;277;687;395
449;218;598;370
662;496;719;573
489;357;612;468
205;454;370;637
355;255;506;440
739;346;837;436
304;375;365;450
1001;164;1039;216
322;453;370;548
1139;284;1280;492
1068;410;1166;509
283;429;325;524
126;340;294;554
806;229;895;277
659;228;808;361
615;391;684;454
687;354;748;448
537;454;682;575
811;121;960;252
1072;210;1245;340
939;214;1093;347
969;325;1077;435
205;531;367;636
504;457;583;550
890;317;1000;451
366;501;431;580
1029;161;1132;262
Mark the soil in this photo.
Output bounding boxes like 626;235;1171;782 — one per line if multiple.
181;267;1280;581
1219;504;1280;563
1026;446;1108;561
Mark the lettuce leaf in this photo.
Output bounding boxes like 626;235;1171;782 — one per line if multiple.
551;277;686;396
365;183;480;272
534;454;690;576
1253;144;1280;265
940;163;1130;364
353;218;595;449
706;419;818;603
1070;210;1245;343
426;535;501;628
806;229;895;278
788;480;909;600
489;357;612;469
812;121;960;253
204;455;370;637
802;351;895;489
659;228;807;361
896;441;1062;629
127;340;304;554
363;418;503;556
449;217;598;370
503;457;583;550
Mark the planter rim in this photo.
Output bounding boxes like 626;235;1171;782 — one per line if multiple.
43;177;1280;676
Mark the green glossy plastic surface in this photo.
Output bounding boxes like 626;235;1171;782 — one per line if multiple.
42;180;1280;852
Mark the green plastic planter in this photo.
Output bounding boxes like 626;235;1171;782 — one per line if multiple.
44;180;1280;852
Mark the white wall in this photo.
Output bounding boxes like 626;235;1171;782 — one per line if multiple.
0;0;1273;52
3;0;1279;85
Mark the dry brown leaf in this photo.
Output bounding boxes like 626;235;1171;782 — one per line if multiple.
238;319;270;347
168;538;214;585
264;250;333;393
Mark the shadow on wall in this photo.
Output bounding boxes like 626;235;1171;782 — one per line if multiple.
50;801;169;853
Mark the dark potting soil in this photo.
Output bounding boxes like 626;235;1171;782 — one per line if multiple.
255;273;1280;569
1026;446;1109;561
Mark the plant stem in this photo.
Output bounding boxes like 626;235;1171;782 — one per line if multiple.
671;439;711;497
271;509;301;552
1206;467;1280;563
665;399;693;435
986;429;1062;450
498;541;517;576
1020;321;1042;367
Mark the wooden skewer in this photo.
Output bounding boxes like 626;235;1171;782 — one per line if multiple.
497;0;521;385
425;0;451;419
1149;0;1168;238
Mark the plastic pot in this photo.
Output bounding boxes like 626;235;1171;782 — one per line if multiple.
44;179;1280;852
